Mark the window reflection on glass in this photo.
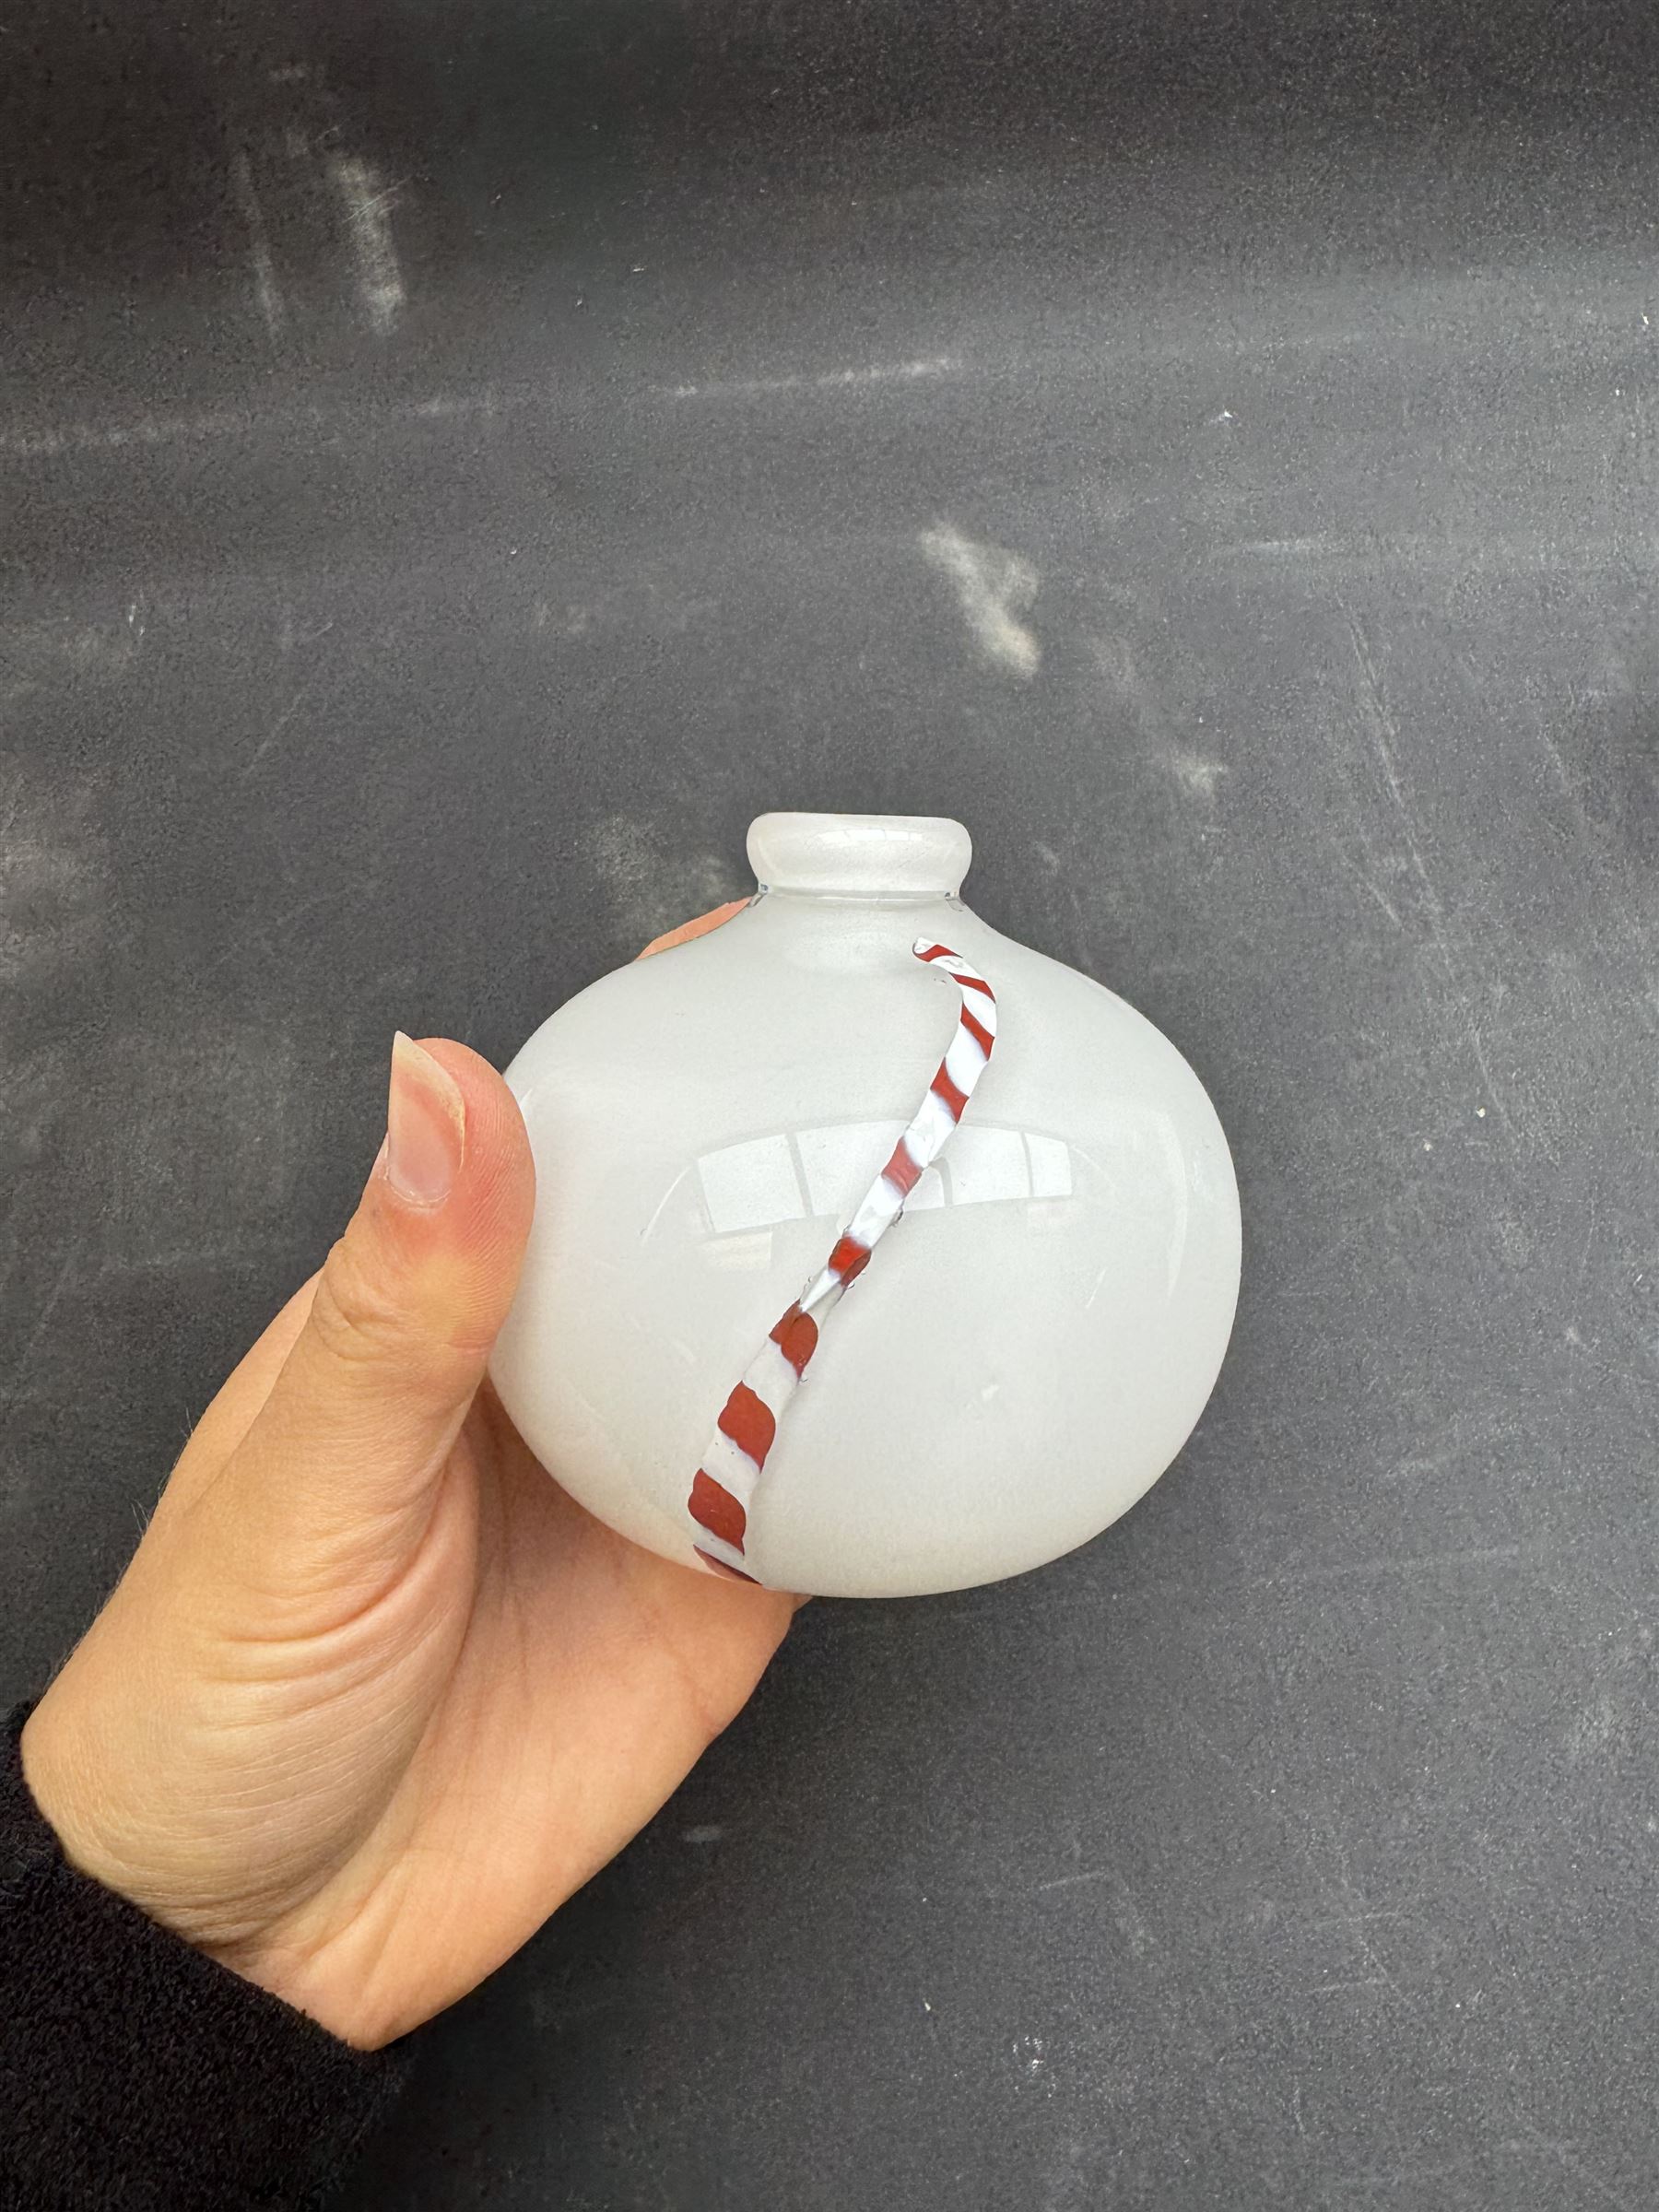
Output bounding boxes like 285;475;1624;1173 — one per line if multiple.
948;1125;1030;1206
701;1230;777;1272
794;1119;946;1216
694;1119;1074;1236
1025;1132;1074;1199
694;1133;806;1234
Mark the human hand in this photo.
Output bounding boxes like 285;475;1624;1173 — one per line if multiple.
20;903;792;2051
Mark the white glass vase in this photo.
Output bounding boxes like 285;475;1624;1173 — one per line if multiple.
490;813;1240;1597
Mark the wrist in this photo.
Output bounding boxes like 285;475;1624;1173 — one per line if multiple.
19;1699;384;2046
18;1697;138;1900
21;1689;231;1961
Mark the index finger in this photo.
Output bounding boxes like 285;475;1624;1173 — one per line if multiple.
636;900;749;960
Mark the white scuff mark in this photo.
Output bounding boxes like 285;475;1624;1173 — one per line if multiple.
1566;1693;1622;1760
241;688;311;780
412;390;499;420
229;147;287;342
1112;1888;1156;1959
327;154;406;336
4;359;963;461
920;521;1041;679
0;363;948;462
1343;600;1522;1151
0;391;502;462
1013;2033;1052;2091
268;62;311;83
587;815;737;945
1167;749;1229;802
0;768;109;988
665;356;957;403
0;1241;84;1418
1;607;144;687
535;599;594;638
681;1824;724;1845
1241;535;1331;559
1237;528;1659;578
0;406;255;460
1210;407;1237;424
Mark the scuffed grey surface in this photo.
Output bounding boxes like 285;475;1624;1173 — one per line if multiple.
4;4;1657;2206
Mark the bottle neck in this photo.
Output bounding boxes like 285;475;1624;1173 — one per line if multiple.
747;812;972;904
741;880;980;972
757;883;964;912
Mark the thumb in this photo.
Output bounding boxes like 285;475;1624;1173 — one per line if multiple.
204;1033;535;1587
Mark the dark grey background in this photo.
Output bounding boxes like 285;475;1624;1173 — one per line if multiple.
4;4;1657;2205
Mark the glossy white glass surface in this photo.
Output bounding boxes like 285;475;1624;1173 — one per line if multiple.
490;812;1241;1597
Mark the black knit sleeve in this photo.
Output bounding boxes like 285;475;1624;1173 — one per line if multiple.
0;1702;408;2212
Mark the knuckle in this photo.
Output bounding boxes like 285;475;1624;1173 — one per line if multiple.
307;1235;418;1372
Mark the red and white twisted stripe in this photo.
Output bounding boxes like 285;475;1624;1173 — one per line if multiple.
688;939;998;1582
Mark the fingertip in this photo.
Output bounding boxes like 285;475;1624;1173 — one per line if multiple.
374;1037;535;1317
408;1037;535;1214
636;900;748;960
